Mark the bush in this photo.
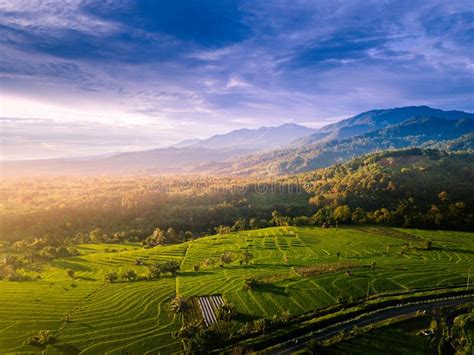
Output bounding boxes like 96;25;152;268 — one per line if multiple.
104;271;118;283
123;269;138;281
7;271;32;282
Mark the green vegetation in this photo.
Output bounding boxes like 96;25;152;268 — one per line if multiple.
1;149;472;249
0;226;473;353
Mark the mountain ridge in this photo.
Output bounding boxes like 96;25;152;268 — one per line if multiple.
1;106;473;177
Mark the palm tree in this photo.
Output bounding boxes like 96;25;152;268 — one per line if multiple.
170;295;190;314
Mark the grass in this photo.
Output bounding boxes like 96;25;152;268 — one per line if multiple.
0;226;473;353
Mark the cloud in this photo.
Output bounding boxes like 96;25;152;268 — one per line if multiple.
0;0;473;159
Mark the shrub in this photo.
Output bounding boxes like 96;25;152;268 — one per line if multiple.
7;271;32;282
123;269;138;281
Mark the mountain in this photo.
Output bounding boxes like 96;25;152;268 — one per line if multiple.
293;106;474;146
192;123;317;150
199;115;474;175
171;138;203;148
0;123;316;177
2;106;472;177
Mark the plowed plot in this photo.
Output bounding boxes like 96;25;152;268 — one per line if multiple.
194;294;224;326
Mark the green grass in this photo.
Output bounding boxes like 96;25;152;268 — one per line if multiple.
0;226;473;353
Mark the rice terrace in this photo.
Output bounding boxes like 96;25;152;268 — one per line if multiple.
1;226;473;353
1;0;474;354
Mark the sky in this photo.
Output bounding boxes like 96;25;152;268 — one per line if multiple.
0;0;473;160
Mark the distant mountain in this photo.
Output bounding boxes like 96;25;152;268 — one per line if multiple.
0;123;316;177
171;138;203;148
199;115;474;175
293;106;474;146
192;123;317;150
2;106;472;177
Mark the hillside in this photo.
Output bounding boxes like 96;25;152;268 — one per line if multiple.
295;149;474;227
0;227;473;353
294;105;474;146
203;116;474;175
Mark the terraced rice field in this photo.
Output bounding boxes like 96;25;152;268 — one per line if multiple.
0;227;473;353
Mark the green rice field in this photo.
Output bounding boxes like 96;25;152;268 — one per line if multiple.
0;226;473;353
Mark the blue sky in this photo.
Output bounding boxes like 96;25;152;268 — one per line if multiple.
1;0;473;159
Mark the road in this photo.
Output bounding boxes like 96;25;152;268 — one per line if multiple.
267;293;474;354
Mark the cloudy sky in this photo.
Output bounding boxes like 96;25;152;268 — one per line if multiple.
1;0;473;160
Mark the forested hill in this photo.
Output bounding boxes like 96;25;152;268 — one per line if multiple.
200;116;474;175
289;148;474;230
1;148;473;244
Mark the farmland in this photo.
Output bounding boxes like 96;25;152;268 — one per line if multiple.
0;226;473;353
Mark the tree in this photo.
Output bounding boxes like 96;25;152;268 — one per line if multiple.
105;271;118;283
123;269;138;281
220;252;233;266
232;218;247;232
148;265;161;279
216;303;236;321
184;231;193;241
249;218;260;230
215;225;231;235
271;210;282;226
166;227;178;242
240;250;253;265
65;269;75;279
333;205;351;224
293;216;310;226
146;228;166;246
170;295;190;314
159;261;181;276
351;208;366;224
89;228;105;243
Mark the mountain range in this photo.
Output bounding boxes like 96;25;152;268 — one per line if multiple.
1;106;473;177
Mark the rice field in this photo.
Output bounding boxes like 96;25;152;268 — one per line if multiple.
0;226;473;353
